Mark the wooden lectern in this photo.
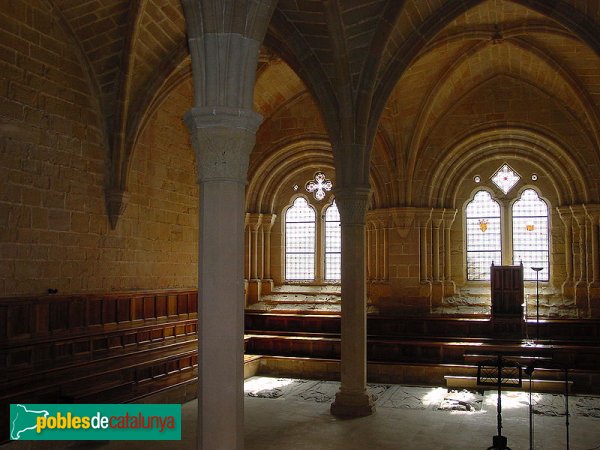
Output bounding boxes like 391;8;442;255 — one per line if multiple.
490;263;524;336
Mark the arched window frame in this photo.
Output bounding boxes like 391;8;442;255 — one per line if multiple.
281;194;341;284
463;184;551;283
283;194;317;281
464;188;503;281
323;199;341;282
509;186;550;281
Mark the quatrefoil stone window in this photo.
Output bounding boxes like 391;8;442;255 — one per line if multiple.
305;172;332;201
491;163;520;194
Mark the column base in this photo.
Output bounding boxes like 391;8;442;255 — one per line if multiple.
443;280;456;297
330;389;375;418
431;281;444;310
562;281;574;298
587;283;600;318
246;279;262;306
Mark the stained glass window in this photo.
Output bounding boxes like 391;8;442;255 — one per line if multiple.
491;164;520;194
305;172;333;201
512;189;549;281
324;201;341;281
285;197;315;280
466;191;502;281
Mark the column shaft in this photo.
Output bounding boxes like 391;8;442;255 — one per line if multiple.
419;226;428;281
592;219;599;283
331;187;374;417
444;226;452;280
198;180;245;449
432;224;441;282
185;108;262;450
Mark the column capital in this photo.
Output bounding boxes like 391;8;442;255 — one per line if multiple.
556;206;573;225
334;186;371;225
443;209;458;228
246;212;262;230
570;205;587;225
584;204;600;224
430;208;445;227
415;208;433;227
261;213;277;231
184;107;262;184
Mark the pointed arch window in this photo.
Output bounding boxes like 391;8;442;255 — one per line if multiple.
324;201;341;281
466;191;502;281
512;189;549;281
285;197;316;280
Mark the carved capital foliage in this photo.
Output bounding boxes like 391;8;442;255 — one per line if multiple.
367;207;418;239
584;204;600;225
184;107;262;184
570;205;587;226
262;213;277;231
246;213;262;231
443;209;458;228
430;208;445;228
334;186;371;225
105;188;130;230
556;206;573;226
415;208;433;228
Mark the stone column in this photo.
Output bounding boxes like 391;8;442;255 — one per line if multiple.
585;205;600;316
185;108;262;450
557;207;574;298
247;213;261;280
246;213;262;304
584;206;600;286
416;210;433;282
443;209;457;296
263;214;277;280
572;206;588;307
431;209;444;308
331;186;375;417
181;0;275;447
382;226;389;281
366;223;373;280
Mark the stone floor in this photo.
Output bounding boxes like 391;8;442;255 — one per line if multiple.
57;376;600;450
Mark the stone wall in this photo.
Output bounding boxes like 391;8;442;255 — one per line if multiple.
0;0;198;296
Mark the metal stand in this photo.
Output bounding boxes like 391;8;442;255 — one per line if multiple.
479;355;521;450
531;267;543;340
524;365;535;450
565;366;570;450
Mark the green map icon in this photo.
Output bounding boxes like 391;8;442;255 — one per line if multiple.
10;404;49;440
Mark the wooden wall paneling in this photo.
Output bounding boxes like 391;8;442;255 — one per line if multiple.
167;294;177;317
177;293;187;316
132;296;144;321
88;298;103;326
137;330;150;344
8;303;33;339
72;339;91;355
188;292;197;315
123;332;136;346
156;295;167;318
103;298;117;325
53;342;71;360
69;298;86;329
49;300;69;331
92;337;109;352
35;301;49;335
143;295;156;319
108;335;122;349
150;327;163;342
0;306;7;340
117;296;130;323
